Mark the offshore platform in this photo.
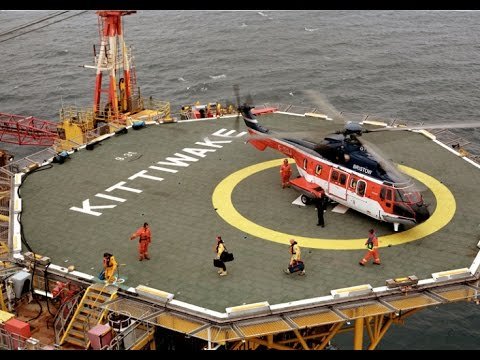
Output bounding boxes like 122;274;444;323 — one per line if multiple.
0;11;479;350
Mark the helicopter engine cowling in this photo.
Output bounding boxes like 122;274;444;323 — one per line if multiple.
344;122;363;136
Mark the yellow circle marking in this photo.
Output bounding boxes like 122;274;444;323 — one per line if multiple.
212;159;455;250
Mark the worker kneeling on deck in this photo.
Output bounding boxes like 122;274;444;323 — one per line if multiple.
99;252;118;282
284;239;305;276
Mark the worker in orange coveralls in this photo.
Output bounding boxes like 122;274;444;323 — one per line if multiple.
359;229;381;266
130;222;152;261
280;158;292;188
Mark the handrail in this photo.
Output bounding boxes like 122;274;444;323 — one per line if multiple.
0;326;53;350
101;321;153;350
53;290;84;345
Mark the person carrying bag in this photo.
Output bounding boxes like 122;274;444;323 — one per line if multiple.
213;236;234;276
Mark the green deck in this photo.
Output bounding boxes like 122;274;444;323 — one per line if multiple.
19;114;480;311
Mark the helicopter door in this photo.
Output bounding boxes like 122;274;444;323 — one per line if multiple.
328;169;348;200
379;186;393;209
347;179;369;213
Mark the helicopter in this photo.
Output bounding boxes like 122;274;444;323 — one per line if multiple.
234;86;480;231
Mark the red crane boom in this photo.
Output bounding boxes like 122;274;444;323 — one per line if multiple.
0;112;58;146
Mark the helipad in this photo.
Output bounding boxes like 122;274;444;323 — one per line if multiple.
18;112;480;312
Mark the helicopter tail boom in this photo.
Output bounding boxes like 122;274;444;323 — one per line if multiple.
239;103;279;152
239;104;271;134
247;135;268;151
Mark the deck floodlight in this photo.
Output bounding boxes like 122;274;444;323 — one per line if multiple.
226;301;271;318
14;198;22;214
432;268;472;282
135;285;174;304
331;284;373;299
14;173;23;186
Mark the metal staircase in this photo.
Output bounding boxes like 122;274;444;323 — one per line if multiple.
59;283;118;348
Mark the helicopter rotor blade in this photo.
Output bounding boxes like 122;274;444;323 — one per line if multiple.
235;88;339;142
233;84;241;108
303;89;348;125
366;121;480;133
233;84;241;131
234;86;336;141
358;137;428;192
245;130;321;141
234;112;240;131
245;93;254;107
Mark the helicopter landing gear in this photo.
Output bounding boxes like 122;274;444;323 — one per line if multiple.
301;195;312;205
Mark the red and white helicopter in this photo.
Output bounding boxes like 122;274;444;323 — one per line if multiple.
234;86;480;231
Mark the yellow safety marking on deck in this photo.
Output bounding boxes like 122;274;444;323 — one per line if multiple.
212;159;455;250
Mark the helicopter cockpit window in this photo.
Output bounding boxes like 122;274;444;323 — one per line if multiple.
339;173;347;186
395;189;421;204
315;164;322;175
303;158;307;170
357;180;366;196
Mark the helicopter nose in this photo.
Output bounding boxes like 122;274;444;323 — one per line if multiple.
412;203;430;223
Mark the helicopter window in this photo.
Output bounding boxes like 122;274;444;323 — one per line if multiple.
339;173;347;186
380;187;392;201
303;158;307;170
331;171;339;182
350;178;357;189
315;164;322;175
386;189;392;201
357;180;366;196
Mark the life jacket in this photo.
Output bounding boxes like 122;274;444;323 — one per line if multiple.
366;234;378;250
281;164;291;176
216;240;226;253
